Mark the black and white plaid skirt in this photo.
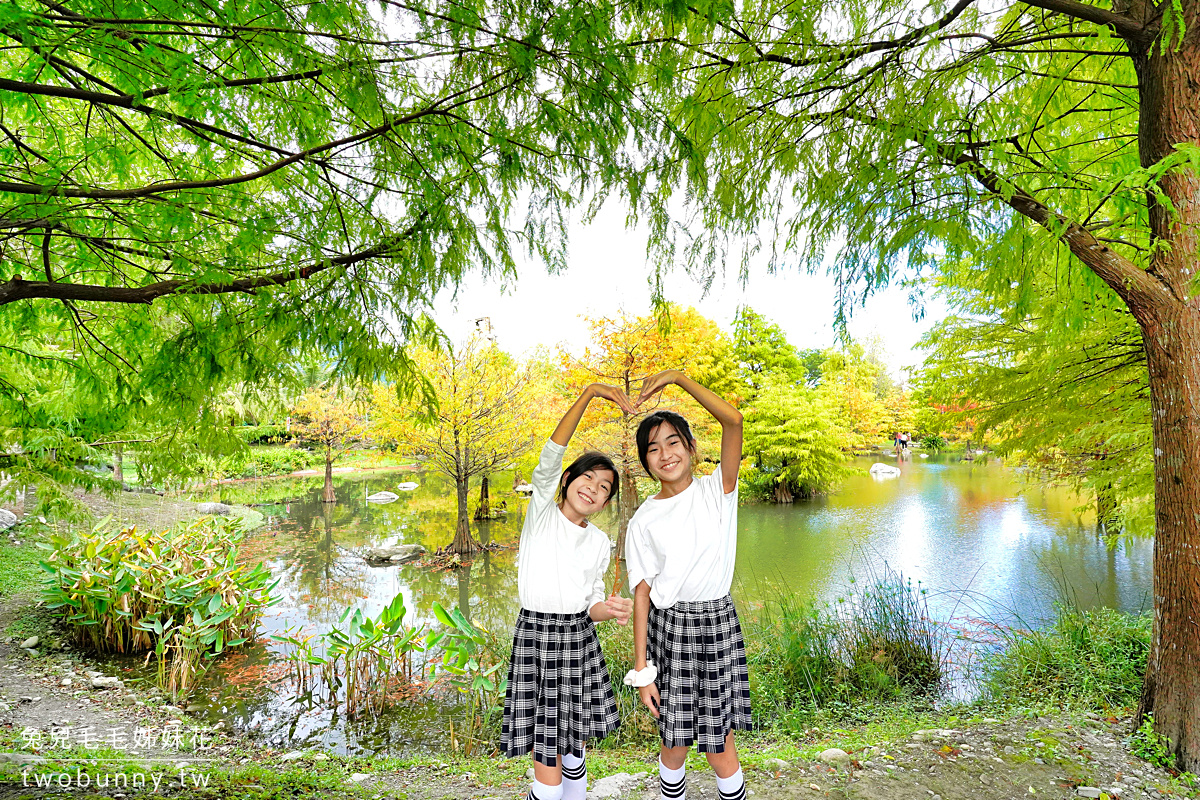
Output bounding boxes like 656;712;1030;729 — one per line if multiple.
647;595;752;752
500;609;619;764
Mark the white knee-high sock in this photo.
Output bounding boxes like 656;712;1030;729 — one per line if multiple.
716;767;746;800
659;759;686;800
529;777;563;800
561;751;586;800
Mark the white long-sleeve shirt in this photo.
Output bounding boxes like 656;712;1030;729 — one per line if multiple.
516;440;612;614
625;465;738;609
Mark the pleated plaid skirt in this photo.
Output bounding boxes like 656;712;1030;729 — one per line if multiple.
500;609;619;764
647;595;752;752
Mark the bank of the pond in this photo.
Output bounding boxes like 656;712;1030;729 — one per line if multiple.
1;529;1192;798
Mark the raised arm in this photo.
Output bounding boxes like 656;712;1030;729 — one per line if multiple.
636;370;742;493
551;383;635;447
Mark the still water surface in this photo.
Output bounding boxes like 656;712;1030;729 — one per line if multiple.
195;454;1152;754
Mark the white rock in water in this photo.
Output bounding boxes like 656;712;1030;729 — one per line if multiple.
919;453;929;458
818;748;850;765
396;482;419;491
0;508;17;529
364;544;425;564
366;491;399;504
869;463;901;478
197;502;232;515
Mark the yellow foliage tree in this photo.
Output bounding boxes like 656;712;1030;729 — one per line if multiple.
373;336;541;555
291;389;367;502
560;305;738;556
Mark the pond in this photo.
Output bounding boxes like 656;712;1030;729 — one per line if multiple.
191;454;1152;754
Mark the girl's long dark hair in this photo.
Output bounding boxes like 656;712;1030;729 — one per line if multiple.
557;451;620;505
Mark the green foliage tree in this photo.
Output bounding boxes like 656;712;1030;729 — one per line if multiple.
731;307;806;394
919;272;1151;534
0;0;650;505
743;377;848;503
633;0;1200;764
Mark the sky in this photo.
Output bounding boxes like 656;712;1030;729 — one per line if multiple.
430;201;948;378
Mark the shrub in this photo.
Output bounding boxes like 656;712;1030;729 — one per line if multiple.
738;466;778;503
985;605;1150;710
39;517;275;700
222;446;322;478
920;434;949;452
234;424;291;445
746;566;946;732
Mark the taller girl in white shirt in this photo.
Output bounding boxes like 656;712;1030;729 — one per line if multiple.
626;370;750;800
500;384;635;800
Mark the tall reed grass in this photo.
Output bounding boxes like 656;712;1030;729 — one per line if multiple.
985;604;1150;710
746;566;947;732
39;516;274;700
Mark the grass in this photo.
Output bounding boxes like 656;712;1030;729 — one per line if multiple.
0;537;43;600
985;604;1150;711
745;566;946;737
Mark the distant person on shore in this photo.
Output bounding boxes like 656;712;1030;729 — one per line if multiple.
626;370;752;800
901;432;910;450
500;384;635;800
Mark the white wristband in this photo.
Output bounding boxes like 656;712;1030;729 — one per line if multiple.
623;662;658;688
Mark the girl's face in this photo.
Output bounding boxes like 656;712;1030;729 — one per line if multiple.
560;467;616;523
644;421;693;483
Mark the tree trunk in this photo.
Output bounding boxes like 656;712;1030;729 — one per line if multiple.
113;444;124;485
322;446;335;503
1127;20;1200;770
1134;305;1200;771
448;473;481;555
616;465;638;561
773;480;794;504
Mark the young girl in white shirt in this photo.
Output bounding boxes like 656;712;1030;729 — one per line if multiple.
625;370;750;800
500;383;635;800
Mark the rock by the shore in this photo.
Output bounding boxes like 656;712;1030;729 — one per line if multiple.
197;502;232;516
20;636;38;650
364;545;425;565
90;675;122;690
818;747;850;765
0;508;17;530
589;772;648;798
